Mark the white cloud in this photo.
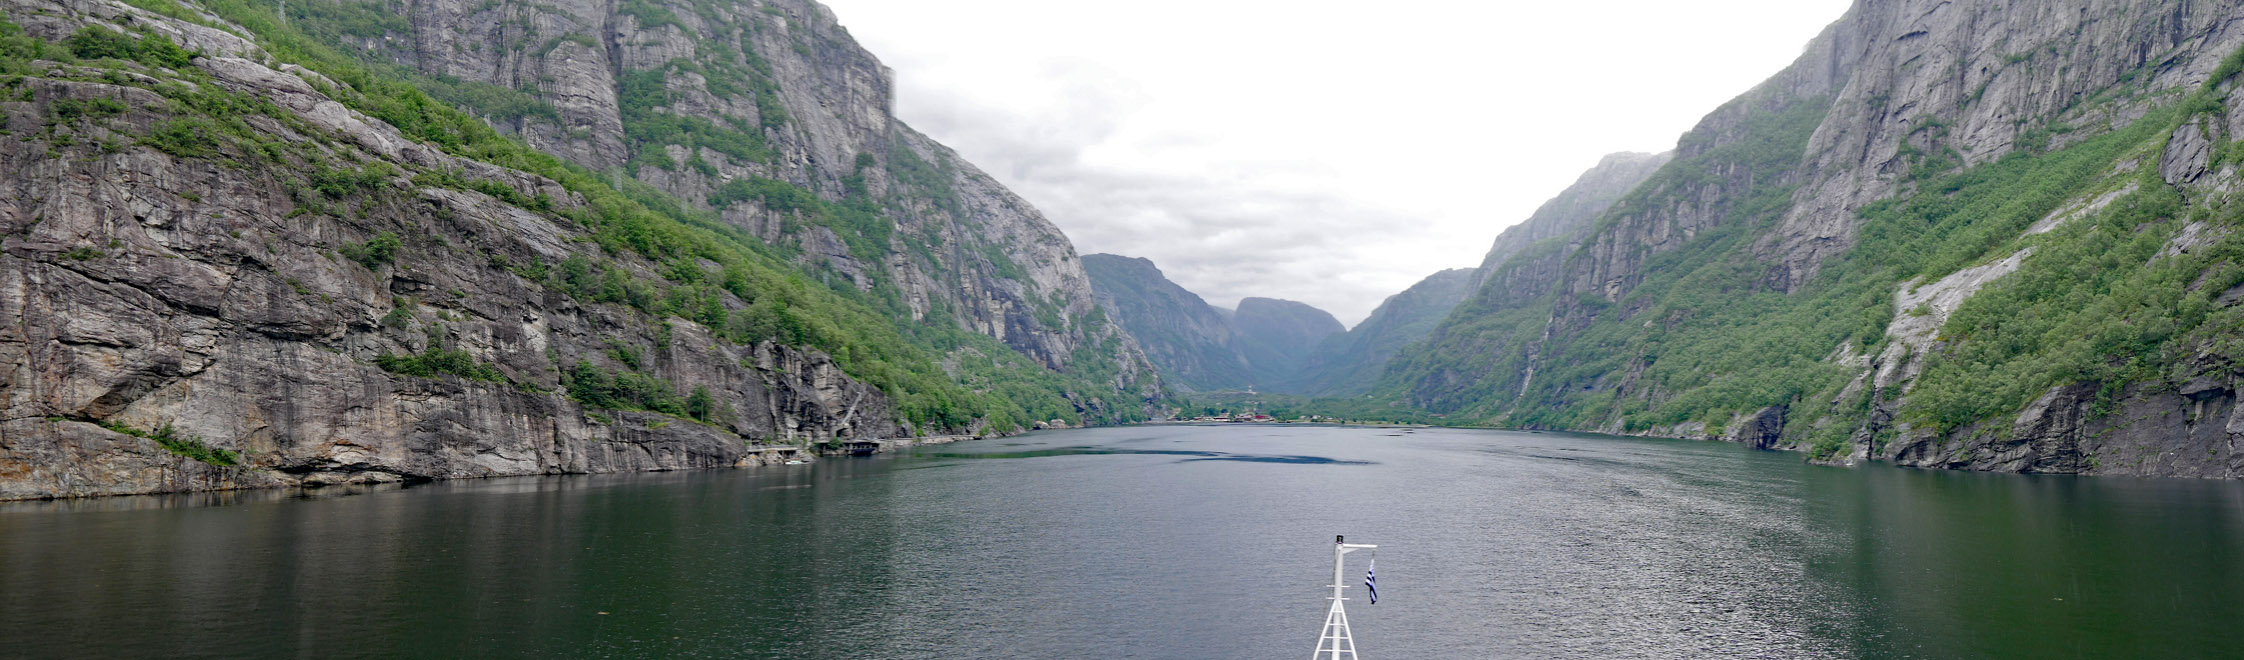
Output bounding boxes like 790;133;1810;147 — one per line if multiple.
824;0;1853;325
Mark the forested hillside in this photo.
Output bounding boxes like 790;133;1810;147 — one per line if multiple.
1385;0;2244;478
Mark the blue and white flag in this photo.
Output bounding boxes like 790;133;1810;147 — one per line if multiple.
1365;560;1378;604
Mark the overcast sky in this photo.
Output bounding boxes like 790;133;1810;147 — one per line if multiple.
821;0;1853;326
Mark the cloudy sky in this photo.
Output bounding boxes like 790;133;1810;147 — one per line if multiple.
821;0;1853;325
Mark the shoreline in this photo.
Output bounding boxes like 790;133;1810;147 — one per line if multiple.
0;432;983;504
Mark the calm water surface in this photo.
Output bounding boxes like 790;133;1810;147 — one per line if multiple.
3;425;2241;659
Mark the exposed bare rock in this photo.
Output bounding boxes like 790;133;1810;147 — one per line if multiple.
1873;249;2033;391
1725;406;1788;450
0;0;910;500
1473;152;1673;287
1769;0;2244;290
1395;0;2244;478
2027;182;2137;235
2163;121;2215;185
1886;379;2242;478
2160;219;2230;259
315;0;1151;385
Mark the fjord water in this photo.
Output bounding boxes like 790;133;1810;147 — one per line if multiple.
3;426;2241;659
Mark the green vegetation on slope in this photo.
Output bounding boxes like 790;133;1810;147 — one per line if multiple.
1386;98;1834;428
376;327;509;382
1386;59;2244;459
99;421;244;466
618;61;776;169
74;0;1144;432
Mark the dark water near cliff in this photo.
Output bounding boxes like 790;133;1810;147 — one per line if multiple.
3;426;2242;659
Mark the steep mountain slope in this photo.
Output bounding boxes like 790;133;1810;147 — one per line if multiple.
1473;151;1673;287
1291;268;1475;396
1389;0;2244;478
1229;297;1342;389
280;0;1140;381
1283;151;1673;398
0;0;1151;499
1080;254;1251;392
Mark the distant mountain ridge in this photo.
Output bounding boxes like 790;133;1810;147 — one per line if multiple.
1082;256;1343;392
1081;255;1252;391
1228;297;1344;388
1290;268;1478;396
1282;151;1675;398
1083;152;1673;398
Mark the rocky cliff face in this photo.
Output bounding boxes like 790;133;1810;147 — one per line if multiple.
0;0;1149;500
1291;268;1475;397
0;0;896;499
1458;151;1674;316
1389;151;1677;407
1474;152;1672;286
1763;0;2242;290
288;0;1146;382
1081;254;1251;392
1388;0;2244;478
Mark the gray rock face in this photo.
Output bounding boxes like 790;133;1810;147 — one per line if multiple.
2163;121;2214;185
1726;406;1788;450
310;0;1150;385
1292;268;1477;397
1391;0;2244;478
0;0;907;499
1395;152;1676;408
1081;254;1252;392
1885;380;2243;478
1474;152;1673;288
1767;0;2244;289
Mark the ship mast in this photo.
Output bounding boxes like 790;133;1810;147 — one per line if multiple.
1313;535;1377;660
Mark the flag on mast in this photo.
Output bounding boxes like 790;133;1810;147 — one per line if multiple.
1365;560;1378;604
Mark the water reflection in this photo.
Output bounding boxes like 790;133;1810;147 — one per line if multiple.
2;427;2240;659
1806;466;2244;659
923;446;1375;465
0;482;409;514
0;465;913;659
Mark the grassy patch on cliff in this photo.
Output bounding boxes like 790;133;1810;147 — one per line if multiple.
101;421;243;466
707;171;893;265
376;343;506;382
1607;100;2172;440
